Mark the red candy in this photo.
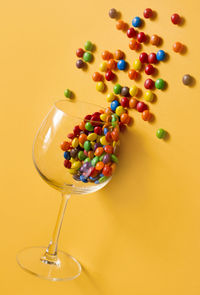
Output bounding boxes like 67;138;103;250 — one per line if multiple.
127;27;136;38
143;8;153;18
94;126;102;135
137;32;146;43
73;125;81;136
67;133;75;140
136;102;147;112
91;114;101;126
144;78;155;89
148;53;157;64
139;52;148;63
76;48;84;58
84;114;91;122
120;97;129;108
64;159;71;168
171;13;181;25
102;165;112;177
145;64;155;75
105;132;113;143
104;145;113;154
105;70;115;81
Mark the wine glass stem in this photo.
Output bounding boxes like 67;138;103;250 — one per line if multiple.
41;193;70;264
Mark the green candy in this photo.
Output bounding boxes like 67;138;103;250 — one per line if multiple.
64;89;72;98
111;114;119;122
84;157;91;163
84;40;93;51
99;176;108;183
99;152;106;162
155;78;165;90
156;128;166;139
78;151;87;161
83;52;93;62
84;140;91;151
91;156;99;167
113;84;122;94
85;122;94;131
111;154;119;163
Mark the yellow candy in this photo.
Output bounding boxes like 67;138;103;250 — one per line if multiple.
79;142;84;148
133;59;142;71
87;133;98;141
99;61;107;72
96;81;105;92
69;168;77;175
113;140;120;147
96;135;101;143
71;161;82;170
72;137;79;148
129;85;138;96
106;93;115;102
100;136;109;146
144;90;154;102
90;141;95;149
100;113;107;121
115;106;125;116
70;158;76;163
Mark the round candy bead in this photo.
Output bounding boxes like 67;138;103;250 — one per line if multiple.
64;151;70;160
114;50;124;60
104;145;113;154
64;88;72;98
87;133;98;141
132;16;141;27
129;97;138;108
133;59;142;71
109;8;118;19
171;13;181;25
173;42;183;53
127;27;136;38
79;121;85;130
96;161;104;171
105;70;115;81
111;100;120;111
117;59;126;70
182;74;193;86
142;110;151;121
95;147;104;156
143;8;153;18
106;93;115;102
72;137;79;148
92;72;103;82
155;78;165;89
64;159;71;168
156;50;166;61
150;35;160;46
102;165;112;177
115;106;125;116
113;84;122;94
121;86;130;97
76;59;85;68
120;113;130;124
136;101;147;112
137;32;146;43
144;78;155;89
99;61;107;72
107;59;117;70
73;125;81;136
148;53;157;64
144;90;154;102
156;128;166;139
128;69;137;80
84;140;91;151
70;148;79;158
83;52;93;62
120;97;129;107
100;136;109;146
103;154;111;164
100;113;107;121
94;126;102;135
102;50;112;60
116;20;126;30
139;52;148;63
84;41;93;51
145;64;155;75
78;151;87;161
105;132;112;143
85;122;94;131
129;39;139;50
129;85;138;96
76;48;84;57
96;81;105;92
79;133;87;144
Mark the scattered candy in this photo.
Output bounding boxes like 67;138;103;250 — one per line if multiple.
148;53;157;64
129;85;138;96
117;59;126;70
92;72;103;82
114;50;124;60
96;81;105;92
145;64;155;75
127;27;136;38
136;101;147;112
143;8;153;19
120;86;130;97
156;50;166;61
132;16;142;27
128;69;137;80
139;52;148;63
133;59;142;71
116;20;126;30
142;110;151;121
144;90;154;102
137;32;146;43
156;128;166;139
144;78;155;89
113;83;122;94
106;93;115;102
76;59;85;68
84;41;93;51
109;8;118;19
171;13;181;25
76;48;84;57
111;100;120;111
129;97;138;108
107;59;117;70
99;61;107;72
102;50;112;60
182;74;193;86
155;78;165;89
105;70;115;81
129;39;139;50
64;89;72;98
120;97;129;107
150;34;160;46
83;52;93;62
173;42;184;53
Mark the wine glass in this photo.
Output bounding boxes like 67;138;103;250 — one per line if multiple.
17;100;113;281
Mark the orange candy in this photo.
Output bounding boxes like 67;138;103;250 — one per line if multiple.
142;110;151;121
114;49;124;60
79;133;87;144
88;151;94;159
105;131;112;143
96;161;104;171
60;141;70;151
105;107;112;115
95;147;104;156
120;113;130;124
107;59;117;70
173;42;183;53
116;20;126;30
111;131;119;141
92;72;103;82
128;69;137;80
129;97;138;108
150;34;160;46
79;121;85;130
104;145;113;154
129;39;139;50
101;50;112;60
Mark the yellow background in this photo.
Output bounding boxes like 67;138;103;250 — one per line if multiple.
1;0;200;294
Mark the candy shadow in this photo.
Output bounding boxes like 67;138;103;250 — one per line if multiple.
162;81;169;91
82;63;89;72
163;132;170;142
152;67;159;78
136;88;143;98
180;45;187;55
115;11;122;20
151;93;157;104
149;113;156;124
157;37;163;47
179;17;186;26
91;44;97;53
139;19;145;30
151;10;157;20
163;52;170;63
144;34;150;45
185;76;196;88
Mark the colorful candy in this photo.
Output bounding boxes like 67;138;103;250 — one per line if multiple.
129;39;139;50
136;101;147;112
171;13;181;25
129;85;138;96
150;34;160;46
127;27;136;38
102;50;112;60
76;48;84;57
132;16;142;27
143;8;153;18
139;52;148;63
155;78;165;89
142;110;151;121
76;59;85;68
144;90;154;102
96;81;105;92
92;72;103;82
182;74;193;86
113;83;122;94
137;32;146;43
144;78;155;89
173;42;183;53
145;64;155;75
120;86;130;97
114;50;124;60
133;59;142;71
99;61;107;72
156;50;166;61
128;69;137;80
148;53;157;64
64;89;72;98
105;70;115;81
116;20;126;30
117;59;126;70
83;52;93;62
156;128;166;139
111;100;120;111
84;41;93;51
107;59;117;70
109;8;118;19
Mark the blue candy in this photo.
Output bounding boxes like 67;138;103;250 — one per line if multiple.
132;16;141;27
80;174;88;183
95;180;100;184
111;100;120;111
117;59;126;70
64;151;70;160
156;50;166;61
104;127;109;135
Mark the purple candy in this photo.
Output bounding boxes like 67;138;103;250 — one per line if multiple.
83;167;95;178
82;162;91;172
80;166;84;173
103;154;111;164
94;142;102;151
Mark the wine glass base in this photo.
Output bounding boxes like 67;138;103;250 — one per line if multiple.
17;246;81;281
